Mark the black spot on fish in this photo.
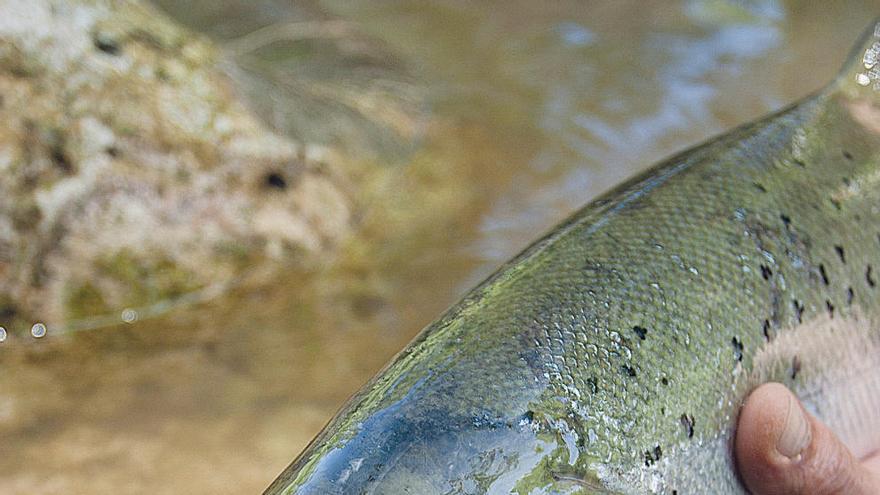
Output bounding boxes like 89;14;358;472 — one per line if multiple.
621;365;637;378
680;414;695;438
731;337;744;362
792;299;804;323
867;265;876;288
760;264;772;281
843;150;854;160
753;182;767;193
835;245;846;264
762;319;771;341
819;264;830;286
847;287;855;306
644;446;662;466
587;376;598;394
661;377;669;386
825;300;835;319
780;213;791;228
790;356;801;380
632;325;648;340
264;172;288;190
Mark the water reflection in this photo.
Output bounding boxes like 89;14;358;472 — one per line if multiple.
465;3;787;281
1;1;878;493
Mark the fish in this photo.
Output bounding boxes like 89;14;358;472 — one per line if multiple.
264;19;880;495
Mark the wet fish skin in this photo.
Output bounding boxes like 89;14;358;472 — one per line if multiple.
265;19;880;495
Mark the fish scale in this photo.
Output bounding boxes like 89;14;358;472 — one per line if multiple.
266;19;880;495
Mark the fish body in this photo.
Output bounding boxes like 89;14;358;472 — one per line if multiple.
265;20;880;494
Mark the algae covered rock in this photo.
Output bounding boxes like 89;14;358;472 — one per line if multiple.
0;0;358;332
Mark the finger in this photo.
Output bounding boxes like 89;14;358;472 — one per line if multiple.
735;382;880;495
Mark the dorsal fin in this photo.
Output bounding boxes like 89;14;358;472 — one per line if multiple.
833;17;880;99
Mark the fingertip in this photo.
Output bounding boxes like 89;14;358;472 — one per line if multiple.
736;383;879;495
736;382;802;490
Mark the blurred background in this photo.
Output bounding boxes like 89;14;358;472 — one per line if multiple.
0;0;877;493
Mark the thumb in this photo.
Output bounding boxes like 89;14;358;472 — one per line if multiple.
735;382;880;495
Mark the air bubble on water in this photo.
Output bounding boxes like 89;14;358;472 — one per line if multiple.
31;323;47;338
121;308;138;324
689;267;699;276
0;327;6;342
858;73;871;86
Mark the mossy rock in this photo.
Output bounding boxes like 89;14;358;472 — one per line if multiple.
0;0;364;332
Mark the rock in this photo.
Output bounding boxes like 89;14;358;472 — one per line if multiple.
0;0;356;331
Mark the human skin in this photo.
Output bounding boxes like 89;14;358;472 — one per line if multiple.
735;382;880;494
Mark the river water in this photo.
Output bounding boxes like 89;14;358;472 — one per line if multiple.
0;1;877;493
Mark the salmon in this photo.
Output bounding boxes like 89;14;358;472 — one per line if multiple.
265;18;880;494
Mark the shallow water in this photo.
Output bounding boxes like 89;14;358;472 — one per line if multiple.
1;1;877;493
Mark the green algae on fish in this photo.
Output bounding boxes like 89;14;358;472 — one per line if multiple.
265;18;880;494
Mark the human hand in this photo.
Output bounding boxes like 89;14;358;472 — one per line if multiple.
735;382;880;494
